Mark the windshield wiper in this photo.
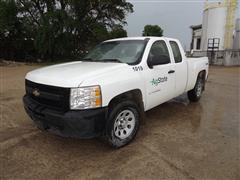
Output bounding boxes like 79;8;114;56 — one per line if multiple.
100;58;122;63
81;58;122;63
81;58;94;61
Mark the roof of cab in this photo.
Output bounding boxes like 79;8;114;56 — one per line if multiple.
104;36;178;42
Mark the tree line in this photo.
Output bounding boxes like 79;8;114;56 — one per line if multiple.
0;0;132;61
0;0;164;62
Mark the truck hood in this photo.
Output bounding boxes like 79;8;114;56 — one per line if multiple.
26;61;127;87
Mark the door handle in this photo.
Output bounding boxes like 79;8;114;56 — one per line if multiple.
168;70;175;74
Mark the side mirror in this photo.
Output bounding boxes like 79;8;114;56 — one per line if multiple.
147;54;170;68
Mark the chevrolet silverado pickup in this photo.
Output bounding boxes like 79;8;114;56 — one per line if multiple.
23;37;209;148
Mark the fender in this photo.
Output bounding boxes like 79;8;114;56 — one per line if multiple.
80;65;147;109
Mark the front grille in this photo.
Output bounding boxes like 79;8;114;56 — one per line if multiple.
25;80;70;112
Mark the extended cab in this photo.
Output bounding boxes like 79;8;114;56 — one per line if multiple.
23;37;208;148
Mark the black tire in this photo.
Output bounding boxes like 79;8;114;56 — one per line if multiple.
105;100;140;148
188;73;205;102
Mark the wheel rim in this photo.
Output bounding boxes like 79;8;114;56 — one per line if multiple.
196;80;203;97
113;109;136;140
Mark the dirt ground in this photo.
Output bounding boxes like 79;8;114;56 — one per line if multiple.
0;64;239;180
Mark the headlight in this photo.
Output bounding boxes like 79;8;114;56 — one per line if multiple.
70;86;102;110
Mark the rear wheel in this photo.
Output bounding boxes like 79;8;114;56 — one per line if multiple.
106;100;140;148
188;74;205;102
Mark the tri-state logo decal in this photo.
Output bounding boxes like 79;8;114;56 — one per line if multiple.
151;77;168;86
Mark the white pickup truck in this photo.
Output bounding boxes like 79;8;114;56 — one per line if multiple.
23;37;208;148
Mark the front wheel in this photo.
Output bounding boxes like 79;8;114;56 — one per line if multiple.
188;74;204;102
105;100;140;148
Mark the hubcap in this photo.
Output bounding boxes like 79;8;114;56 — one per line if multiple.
196;80;202;97
114;109;136;139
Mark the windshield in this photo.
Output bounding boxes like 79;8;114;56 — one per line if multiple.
83;40;146;64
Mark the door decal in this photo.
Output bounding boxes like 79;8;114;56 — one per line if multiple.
150;77;168;86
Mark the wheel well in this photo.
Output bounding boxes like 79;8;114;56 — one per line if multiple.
198;70;206;90
108;89;144;112
198;70;206;80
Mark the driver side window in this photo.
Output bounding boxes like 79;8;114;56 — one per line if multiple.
148;40;170;65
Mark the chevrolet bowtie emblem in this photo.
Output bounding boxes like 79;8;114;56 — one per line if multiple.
32;89;40;97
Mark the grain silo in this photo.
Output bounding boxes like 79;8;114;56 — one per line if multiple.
201;0;237;51
233;18;240;49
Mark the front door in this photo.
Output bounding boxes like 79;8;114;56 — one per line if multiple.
145;40;175;110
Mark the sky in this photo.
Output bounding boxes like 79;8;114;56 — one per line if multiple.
125;0;240;50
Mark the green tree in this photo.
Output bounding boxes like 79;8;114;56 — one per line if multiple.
18;0;133;59
0;0;35;60
109;25;127;38
0;0;18;39
142;25;163;37
0;0;133;60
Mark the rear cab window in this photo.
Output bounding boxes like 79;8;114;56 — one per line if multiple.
170;41;182;63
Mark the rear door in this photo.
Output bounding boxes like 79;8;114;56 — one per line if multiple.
169;40;188;96
145;40;175;110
